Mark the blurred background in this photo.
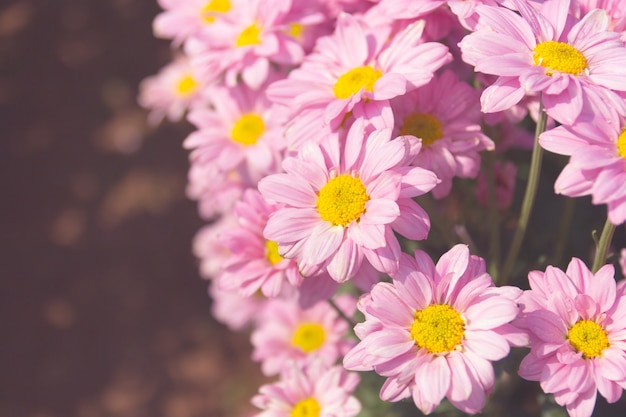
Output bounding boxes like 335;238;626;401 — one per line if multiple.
0;1;264;416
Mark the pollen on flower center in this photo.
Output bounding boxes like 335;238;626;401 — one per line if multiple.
533;41;588;76
399;113;443;146
617;129;626;159
201;0;230;24
236;23;262;47
410;304;465;354
316;175;369;227
175;74;198;96
265;240;282;265
567;319;609;359
333;66;382;99
291;397;321;417
292;323;326;353
287;23;303;39
231;113;265;146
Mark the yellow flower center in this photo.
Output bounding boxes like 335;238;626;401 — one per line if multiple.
231;113;265;146
533;41;588;76
175;74;198;96
265;240;282;265
287;23;303;39
617;129;626;159
567;319;609;359
333;66;382;99
236;23;262;47
316;175;369;227
399;113;443;146
410;304;465;354
291;398;321;417
292;323;326;353
201;0;230;24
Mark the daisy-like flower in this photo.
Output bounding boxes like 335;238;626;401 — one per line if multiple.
187;0;312;89
343;245;527;414
517;258;626;417
183;82;285;187
251;296;354;376
258;123;439;282
138;54;206;125
390;70;494;199
267;12;451;140
572;0;626;43
153;0;239;46
217;189;303;297
459;0;626;125
192;214;238;279
251;361;361;417
539;102;626;225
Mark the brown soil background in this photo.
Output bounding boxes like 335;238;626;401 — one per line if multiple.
0;1;264;416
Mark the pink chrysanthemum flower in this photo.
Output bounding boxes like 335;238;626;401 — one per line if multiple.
217;189;303;297
259;123;439;282
251;361;361;417
186;0;311;89
517;258;626;417
390;70;494;198
267;12;451;140
184;82;285;186
138;55;206;125
153;0;239;46
343;244;527;414
459;0;626;124
539;105;626;225
251;296;355;376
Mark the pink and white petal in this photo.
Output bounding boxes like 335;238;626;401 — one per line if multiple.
297;273;339;309
464;330;510;361
435;244;470;293
264;208;321;242
372;73;407;100
326;238;363;283
362;329;416;358
361;199;400;225
362;229;401;275
301;222;345;266
525;310;568;343
554;164;595;197
391;199;430;240
366;282;414;328
480;77;526;113
349;221;386;249
258;173;317;206
380;376;412;402
414;355;451;410
565;386;597;417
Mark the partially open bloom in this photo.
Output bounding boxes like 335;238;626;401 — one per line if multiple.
459;0;626;124
343;245;526;414
259;123;439;282
517;258;626;417
251;361;361;417
251;296;354;376
539;105;626;225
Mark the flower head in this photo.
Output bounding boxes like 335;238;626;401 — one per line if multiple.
517;258;626;417
343;244;526;414
251;361;361;417
459;0;626;124
259;123;439;282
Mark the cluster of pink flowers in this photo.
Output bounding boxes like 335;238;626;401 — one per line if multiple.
139;0;626;416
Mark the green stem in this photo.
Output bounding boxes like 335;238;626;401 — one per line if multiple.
484;151;500;282
591;218;616;273
501;105;547;284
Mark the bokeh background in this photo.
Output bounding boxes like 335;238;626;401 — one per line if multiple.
0;1;264;416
